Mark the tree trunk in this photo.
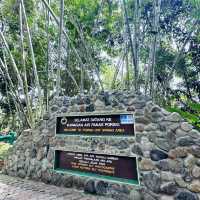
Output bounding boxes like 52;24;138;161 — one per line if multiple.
45;0;51;111
133;0;141;91
19;2;33;127
145;43;153;95
42;0;80;91
41;0;93;92
21;0;41;92
0;58;31;128
56;0;64;96
69;17;104;91
122;2;130;91
0;32;23;89
21;0;40;91
21;0;43;122
148;0;161;99
125;50;130;90
183;69;192;99
168;20;198;80
111;47;127;89
122;0;137;91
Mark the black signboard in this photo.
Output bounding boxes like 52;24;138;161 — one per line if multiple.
54;150;139;185
56;113;135;136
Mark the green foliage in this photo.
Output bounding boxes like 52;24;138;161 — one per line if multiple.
0;0;199;131
65;0;99;22
187;0;200;19
188;101;200;111
166;104;200;130
101;64;116;89
0;142;12;160
2;0;36;27
155;43;175;79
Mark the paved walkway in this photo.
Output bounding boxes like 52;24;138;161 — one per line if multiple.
0;174;112;200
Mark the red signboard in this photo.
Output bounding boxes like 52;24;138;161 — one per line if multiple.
54;150;139;185
56;113;135;136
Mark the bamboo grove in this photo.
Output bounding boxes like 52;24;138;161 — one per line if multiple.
0;0;199;130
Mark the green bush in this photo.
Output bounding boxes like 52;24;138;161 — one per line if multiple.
0;143;12;160
166;104;200;130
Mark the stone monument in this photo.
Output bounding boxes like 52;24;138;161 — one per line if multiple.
3;91;200;200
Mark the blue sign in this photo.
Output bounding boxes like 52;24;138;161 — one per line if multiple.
120;114;134;124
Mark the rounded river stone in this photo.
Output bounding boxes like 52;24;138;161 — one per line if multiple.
150;149;168;161
175;190;199;200
84;179;96;194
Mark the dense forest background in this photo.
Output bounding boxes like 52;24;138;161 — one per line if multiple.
0;0;199;131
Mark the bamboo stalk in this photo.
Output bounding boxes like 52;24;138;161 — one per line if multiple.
0;32;24;88
56;0;64;96
148;0;161;99
168;20;198;80
41;0;97;91
45;0;51;111
0;58;32;128
133;0;141;91
122;0;137;91
111;48;127;89
21;0;45;122
19;2;33;127
20;0;40;91
125;48;130;90
69;17;104;91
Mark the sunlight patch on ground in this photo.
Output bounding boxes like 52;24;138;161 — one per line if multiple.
0;143;12;160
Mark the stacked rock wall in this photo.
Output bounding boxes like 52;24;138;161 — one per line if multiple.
3;91;200;200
